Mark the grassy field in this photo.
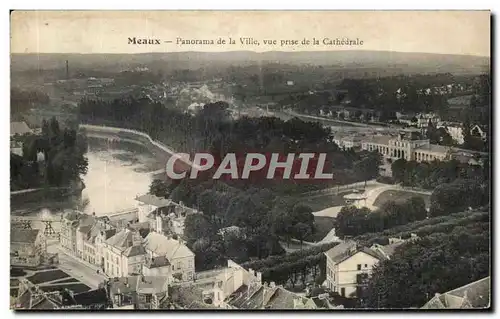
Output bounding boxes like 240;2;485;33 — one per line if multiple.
373;190;431;209
296;192;352;212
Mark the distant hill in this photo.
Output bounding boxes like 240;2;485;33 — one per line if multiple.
10;50;490;75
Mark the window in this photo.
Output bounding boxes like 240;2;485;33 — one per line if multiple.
145;294;152;303
357;264;361;271
341;288;346;297
177;262;181;270
364;264;368;268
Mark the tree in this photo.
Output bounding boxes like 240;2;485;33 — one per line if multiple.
354;151;382;187
184;214;214;246
149;179;171;198
294;222;312;248
363;227;489;308
391;159;407;183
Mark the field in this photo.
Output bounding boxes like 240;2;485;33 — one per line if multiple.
296;192;352;212
373;190;431;209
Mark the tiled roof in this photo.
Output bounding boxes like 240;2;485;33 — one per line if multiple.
123;245;146;257
135;276;169;295
266;287;312;309
78;224;93;234
11;229;40;244
10;122;33;136
143;232;194;260
105;229;138;251
169;285;217;309
69;288;109;307
324;241;357;263
145;256;171;268
421;277;490;309
108;276;139;295
325;241;387;265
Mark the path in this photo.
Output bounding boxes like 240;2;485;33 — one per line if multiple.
47;241;108;289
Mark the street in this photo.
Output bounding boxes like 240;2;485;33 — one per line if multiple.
47;240;108;289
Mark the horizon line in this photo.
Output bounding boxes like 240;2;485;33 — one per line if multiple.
10;49;491;59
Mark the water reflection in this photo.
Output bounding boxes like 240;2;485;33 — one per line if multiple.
12;140;159;218
81;148;155;216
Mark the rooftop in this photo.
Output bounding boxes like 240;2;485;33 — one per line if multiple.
421;277;490;309
11;229;40;244
325;241;387;264
11;121;33;136
143;232;194;260
145;256;171;269
136;194;172;208
415;143;452;154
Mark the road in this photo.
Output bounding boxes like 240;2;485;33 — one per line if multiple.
47;240;107;289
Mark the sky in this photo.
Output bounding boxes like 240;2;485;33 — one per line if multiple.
10;10;491;56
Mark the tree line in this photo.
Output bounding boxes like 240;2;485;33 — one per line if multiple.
10;118;88;190
335;196;428;238
362;220;489;308
391;158;488;190
79;98;381;193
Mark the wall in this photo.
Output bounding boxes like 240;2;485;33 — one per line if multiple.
337;251;380;297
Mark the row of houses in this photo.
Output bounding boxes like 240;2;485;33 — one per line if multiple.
58;199;196;282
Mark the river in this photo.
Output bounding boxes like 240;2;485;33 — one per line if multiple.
12;139;162;219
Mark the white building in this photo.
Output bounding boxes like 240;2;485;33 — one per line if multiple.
102;229;147;277
135;194;172;223
143;232;195;282
361;132;452;162
324;241;387;298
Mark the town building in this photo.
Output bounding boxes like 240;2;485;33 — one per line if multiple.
10;121;33;137
421;277;490;309
324;240;387;298
107;275;170;309
142;255;171;277
60;211;95;255
135;194;173;224
80;217;115;265
101;228;147;277
143;232;195;282
361;131;452;162
333;135;362;150
11;228;47;267
136;194;199;236
170;260;324;310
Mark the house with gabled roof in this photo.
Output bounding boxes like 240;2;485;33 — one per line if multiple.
421;276;490;309
142;232;195;282
101;228;147;277
324;240;387;298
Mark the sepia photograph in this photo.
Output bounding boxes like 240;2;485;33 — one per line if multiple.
9;10;491;310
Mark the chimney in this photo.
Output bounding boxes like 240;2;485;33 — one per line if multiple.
66;60;69;79
270;282;275;288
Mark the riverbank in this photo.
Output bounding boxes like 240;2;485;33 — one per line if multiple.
11;180;85;214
